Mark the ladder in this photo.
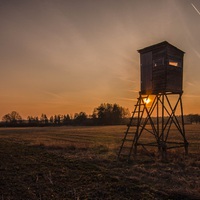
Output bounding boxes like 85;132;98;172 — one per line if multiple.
118;95;148;160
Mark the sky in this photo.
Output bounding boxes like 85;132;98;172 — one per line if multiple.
0;0;200;119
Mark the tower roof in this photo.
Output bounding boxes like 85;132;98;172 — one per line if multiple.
137;41;185;54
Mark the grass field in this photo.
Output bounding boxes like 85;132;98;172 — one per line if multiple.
0;125;200;199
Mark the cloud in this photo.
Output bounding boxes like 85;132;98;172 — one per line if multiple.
192;48;200;59
191;3;200;16
186;81;196;86
43;91;63;99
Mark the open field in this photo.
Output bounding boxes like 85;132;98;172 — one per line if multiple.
0;125;200;199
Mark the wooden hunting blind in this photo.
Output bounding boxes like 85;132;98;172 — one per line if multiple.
118;41;188;161
138;41;184;95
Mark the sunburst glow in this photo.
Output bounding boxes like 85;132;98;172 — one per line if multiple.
144;98;151;104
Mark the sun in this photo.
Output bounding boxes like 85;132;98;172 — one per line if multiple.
143;98;151;104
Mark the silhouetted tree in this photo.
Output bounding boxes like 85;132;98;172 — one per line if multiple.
27;116;32;123
57;115;61;124
63;114;71;125
94;103;130;125
27;116;40;126
27;116;35;124
91;109;98;125
40;114;48;124
2;111;22;124
49;116;54;124
35;117;39;125
53;115;61;125
54;115;58;124
187;114;200;124
74;112;87;125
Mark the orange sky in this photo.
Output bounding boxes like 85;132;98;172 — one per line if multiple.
1;0;200;119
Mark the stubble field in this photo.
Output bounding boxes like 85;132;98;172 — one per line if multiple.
0;125;200;199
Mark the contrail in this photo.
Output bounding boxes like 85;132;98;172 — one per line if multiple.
191;3;200;16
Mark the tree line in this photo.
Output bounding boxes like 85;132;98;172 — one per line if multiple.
1;104;200;127
0;103;130;127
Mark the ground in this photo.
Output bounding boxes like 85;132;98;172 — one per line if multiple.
0;125;200;199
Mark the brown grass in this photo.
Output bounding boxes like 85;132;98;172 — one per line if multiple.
0;125;200;199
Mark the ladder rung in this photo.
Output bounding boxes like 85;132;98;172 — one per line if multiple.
140;96;149;98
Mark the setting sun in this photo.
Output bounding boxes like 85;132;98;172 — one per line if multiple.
143;98;151;104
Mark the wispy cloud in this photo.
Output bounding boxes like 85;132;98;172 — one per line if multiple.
192;48;200;59
186;81;196;87
44;91;63;99
191;3;200;16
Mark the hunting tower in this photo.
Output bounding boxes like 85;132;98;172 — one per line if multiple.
118;41;188;161
139;41;184;95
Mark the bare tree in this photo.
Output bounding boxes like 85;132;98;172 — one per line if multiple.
2;111;22;123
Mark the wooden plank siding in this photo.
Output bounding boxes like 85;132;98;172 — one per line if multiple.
140;52;152;94
138;41;184;95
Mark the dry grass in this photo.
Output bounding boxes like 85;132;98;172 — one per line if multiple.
0;125;200;199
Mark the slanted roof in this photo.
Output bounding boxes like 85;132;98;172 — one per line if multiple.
137;41;185;54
